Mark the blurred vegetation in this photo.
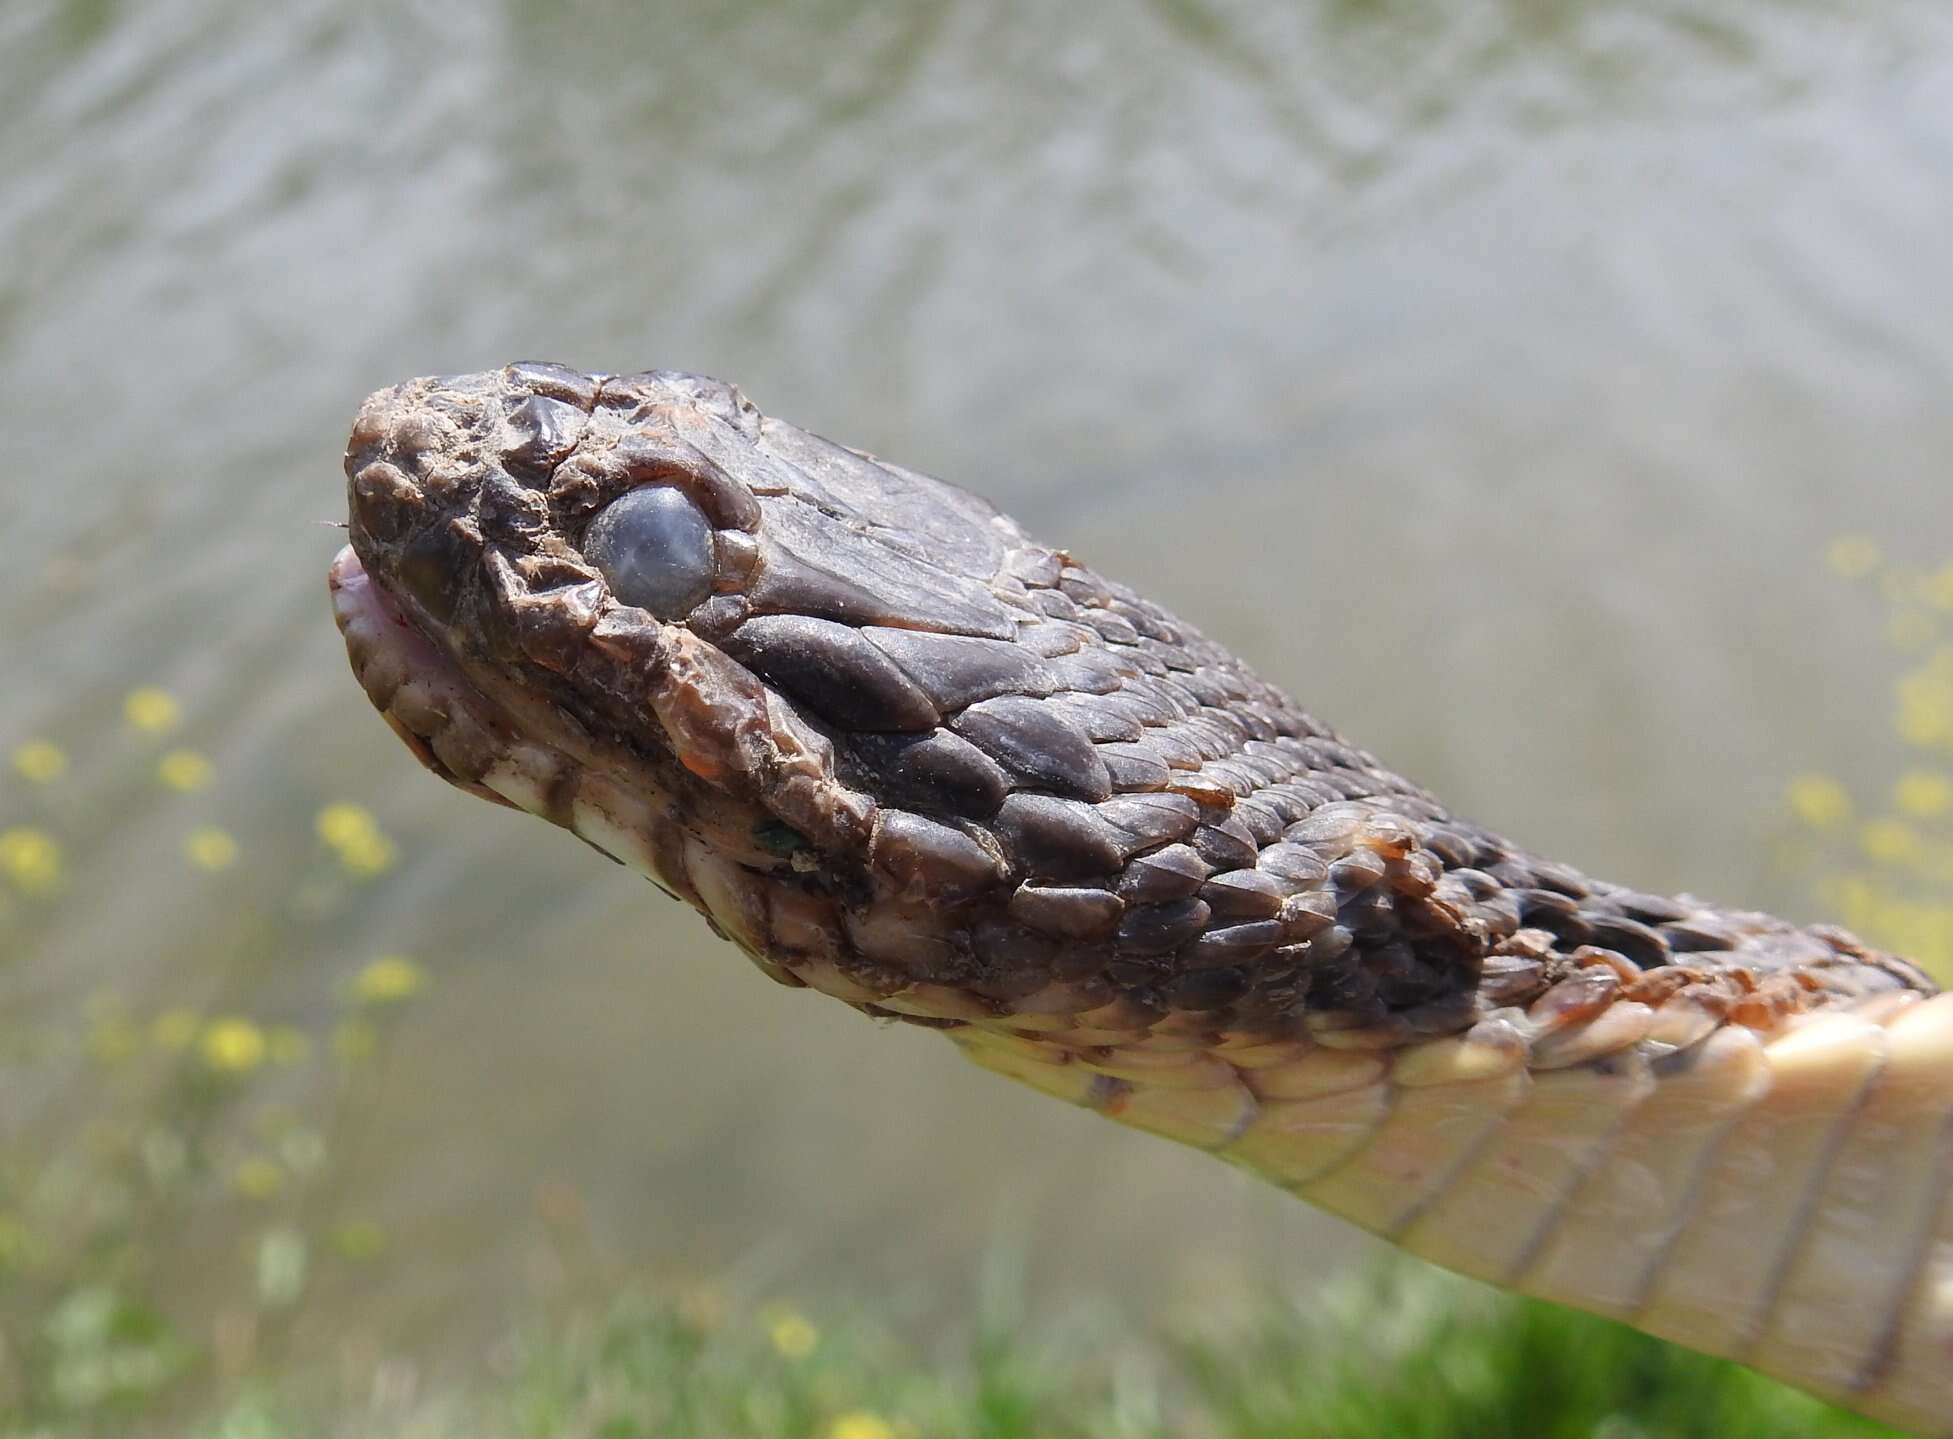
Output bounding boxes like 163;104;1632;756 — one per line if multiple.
1;688;422;1432
165;1265;1908;1439
0;538;1944;1435
1779;538;1953;984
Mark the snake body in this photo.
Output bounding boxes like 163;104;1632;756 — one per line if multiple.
329;365;1953;1434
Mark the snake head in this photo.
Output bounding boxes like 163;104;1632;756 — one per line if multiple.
332;362;1268;1019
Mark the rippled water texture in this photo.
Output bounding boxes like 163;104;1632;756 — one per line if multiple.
4;0;1953;1380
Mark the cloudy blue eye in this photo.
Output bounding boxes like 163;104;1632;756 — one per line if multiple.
583;486;717;618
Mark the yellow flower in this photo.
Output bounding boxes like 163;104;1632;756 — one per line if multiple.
184;826;239;871
151;1009;200;1052
1896;666;1953;750
352;955;427;1005
1893;769;1953;819
201;1018;267;1073
317;802;397;875
765;1307;819;1360
232;1155;284;1199
11;740;67;783
1784;773;1851;830
826;1414;897;1439
157;749;214;791
124;686;183;734
316;801;378;847
337;832;397;876
331;1220;388;1261
0;827;63;893
1825;534;1881;580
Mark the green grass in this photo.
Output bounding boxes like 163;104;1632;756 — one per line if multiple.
158;1261;1908;1439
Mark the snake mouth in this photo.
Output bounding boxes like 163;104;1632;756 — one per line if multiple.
329;543;524;812
330;541;823;975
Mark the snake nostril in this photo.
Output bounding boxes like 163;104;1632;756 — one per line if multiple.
396;517;480;623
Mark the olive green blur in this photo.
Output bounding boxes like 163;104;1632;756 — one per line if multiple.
4;0;1953;1431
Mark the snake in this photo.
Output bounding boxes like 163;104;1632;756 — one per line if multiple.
328;363;1953;1435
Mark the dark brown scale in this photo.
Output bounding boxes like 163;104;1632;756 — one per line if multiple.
1095;792;1202;849
953;695;1112;802
1468;890;1524;940
1230;703;1285;741
1045;692;1144;742
1016;620;1087;658
1047;647;1142;694
1189;924;1288;972
1166;966;1252;1009
1257;844;1330;889
1095;744;1173;792
1141;727;1207;770
870;811;1005;901
1106;599;1171;641
1329;850;1389;892
843;731;1011;819
1003;547;1065;588
1137;636;1197;674
1524;902;1595;948
1229;797;1287;846
1027;588;1081;620
1200;870;1287;920
1007;885;1124;941
1318;768;1378;799
1584;914;1672;970
1080;609;1142;646
1117;898;1213;954
1278;892;1338;939
992;793;1129;879
724;615;940;732
1084;688;1178;730
1479;951;1551;1006
1663;917;1743;953
1117;844;1210;903
1191;819;1258;873
971;916;1061;969
1614;890;1694;925
1118;673;1194;720
1286;804;1366;849
864;628;1059;711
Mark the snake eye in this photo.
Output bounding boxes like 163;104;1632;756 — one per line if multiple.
583;486;716;618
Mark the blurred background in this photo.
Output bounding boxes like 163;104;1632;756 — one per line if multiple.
4;0;1953;1431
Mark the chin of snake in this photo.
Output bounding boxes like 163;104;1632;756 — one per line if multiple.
330;363;1953;1435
